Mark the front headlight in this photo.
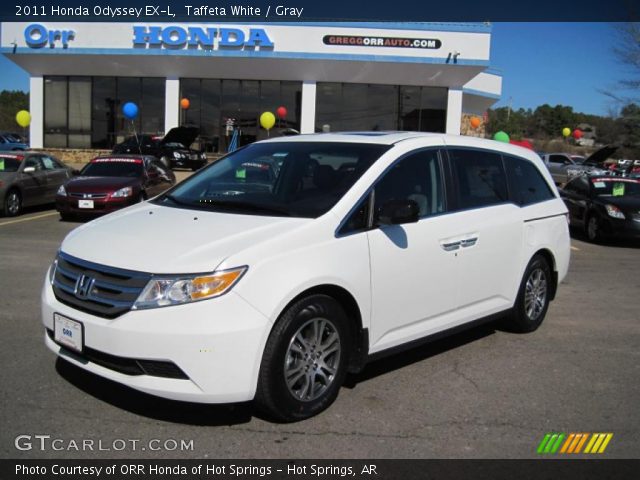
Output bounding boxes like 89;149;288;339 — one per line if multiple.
173;151;183;159
48;258;58;285
111;186;133;198
132;266;247;310
605;204;625;219
57;185;67;196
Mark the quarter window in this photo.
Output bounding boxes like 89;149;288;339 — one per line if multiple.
504;156;555;206
449;149;508;210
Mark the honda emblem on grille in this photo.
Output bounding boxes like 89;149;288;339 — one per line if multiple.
74;274;96;300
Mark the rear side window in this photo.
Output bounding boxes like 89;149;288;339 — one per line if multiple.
504;156;555;206
449;148;508;210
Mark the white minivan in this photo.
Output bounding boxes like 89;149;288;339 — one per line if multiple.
42;132;570;421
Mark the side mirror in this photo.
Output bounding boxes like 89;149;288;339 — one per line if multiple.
23;166;36;173
377;199;420;226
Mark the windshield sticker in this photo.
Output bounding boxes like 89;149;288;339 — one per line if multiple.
593;182;606;188
0;160;4;171
612;183;625;196
235;168;246;179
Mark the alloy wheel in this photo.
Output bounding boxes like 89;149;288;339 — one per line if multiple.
284;317;341;402
524;268;547;321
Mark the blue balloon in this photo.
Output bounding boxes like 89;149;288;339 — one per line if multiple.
122;102;138;120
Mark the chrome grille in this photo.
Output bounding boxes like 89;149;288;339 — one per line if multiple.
52;252;151;318
69;193;109;199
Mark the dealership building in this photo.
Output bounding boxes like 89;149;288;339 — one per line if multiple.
1;22;501;152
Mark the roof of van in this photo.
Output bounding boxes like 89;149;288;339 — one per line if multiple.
260;131;443;145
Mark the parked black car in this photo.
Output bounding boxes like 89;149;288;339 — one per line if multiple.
112;126;207;171
561;175;640;242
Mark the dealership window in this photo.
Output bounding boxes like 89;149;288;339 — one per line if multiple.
44;76;165;149
316;83;446;133
181;79;301;153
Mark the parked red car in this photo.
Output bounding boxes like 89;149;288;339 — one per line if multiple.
56;155;176;220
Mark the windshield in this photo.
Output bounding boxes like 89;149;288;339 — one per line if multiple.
158;141;390;218
81;159;144;177
0;155;22;172
591;178;640;197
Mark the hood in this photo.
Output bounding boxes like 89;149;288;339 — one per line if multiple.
584;145;618;167
161;126;199;148
61;203;309;273
65;176;139;193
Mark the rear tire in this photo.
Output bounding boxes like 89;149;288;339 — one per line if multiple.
3;189;22;217
509;254;552;333
255;295;351;422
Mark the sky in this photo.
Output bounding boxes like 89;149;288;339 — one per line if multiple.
0;22;634;117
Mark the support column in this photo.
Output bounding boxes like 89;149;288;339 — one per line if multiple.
300;80;317;134
446;88;463;135
164;77;180;133
29;76;44;148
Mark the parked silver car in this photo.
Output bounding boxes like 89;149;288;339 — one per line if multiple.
541;145;617;185
1;152;74;216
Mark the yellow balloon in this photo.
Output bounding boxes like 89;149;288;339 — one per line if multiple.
562;127;571;137
16;110;31;128
260;111;276;130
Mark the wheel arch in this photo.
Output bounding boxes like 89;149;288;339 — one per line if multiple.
272;284;368;374
531;248;558;301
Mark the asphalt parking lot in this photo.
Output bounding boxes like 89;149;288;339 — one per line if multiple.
0;192;638;459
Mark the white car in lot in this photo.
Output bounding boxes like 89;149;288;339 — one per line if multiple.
42;132;570;421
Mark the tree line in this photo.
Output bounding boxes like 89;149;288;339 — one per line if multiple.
487;103;640;158
0;90;29;133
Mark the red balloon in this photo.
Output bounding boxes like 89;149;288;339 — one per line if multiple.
276;106;287;119
572;129;583;139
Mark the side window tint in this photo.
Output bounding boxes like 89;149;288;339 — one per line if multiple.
374;149;444;219
449;149;508;210
505;156;555;206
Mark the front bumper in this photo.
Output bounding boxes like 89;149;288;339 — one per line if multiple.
601;216;640;239
171;156;207;170
41;275;271;403
56;195;137;216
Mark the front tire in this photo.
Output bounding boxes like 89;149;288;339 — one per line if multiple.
510;254;552;333
586;214;602;243
3;189;22;217
255;295;351;422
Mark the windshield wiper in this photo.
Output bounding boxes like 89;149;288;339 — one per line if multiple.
162;194;195;207
198;199;291;216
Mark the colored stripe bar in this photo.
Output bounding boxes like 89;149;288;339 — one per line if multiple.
598;434;613;453
560;433;575;453
550;433;566;453
574;433;589;453
544;434;559;453
584;434;598;454
537;434;552;454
